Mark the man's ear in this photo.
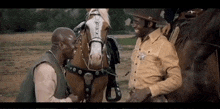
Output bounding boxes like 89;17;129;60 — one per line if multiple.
148;22;154;28
59;41;66;50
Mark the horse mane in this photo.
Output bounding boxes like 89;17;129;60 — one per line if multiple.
86;8;111;27
176;8;220;47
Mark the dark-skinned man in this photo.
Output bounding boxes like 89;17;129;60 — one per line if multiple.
16;27;79;102
124;9;182;102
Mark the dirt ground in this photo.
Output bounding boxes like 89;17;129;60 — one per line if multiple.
0;32;134;102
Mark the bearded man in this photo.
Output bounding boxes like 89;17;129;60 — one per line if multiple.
124;9;182;102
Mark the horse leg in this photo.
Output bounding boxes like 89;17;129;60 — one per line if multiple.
65;72;85;102
193;52;219;102
90;76;108;102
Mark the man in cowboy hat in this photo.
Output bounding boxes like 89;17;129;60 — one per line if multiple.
124;9;182;102
16;27;79;102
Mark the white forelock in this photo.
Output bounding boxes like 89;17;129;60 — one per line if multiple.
87;8;110;27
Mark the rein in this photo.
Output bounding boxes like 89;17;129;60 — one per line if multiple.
193;41;220;49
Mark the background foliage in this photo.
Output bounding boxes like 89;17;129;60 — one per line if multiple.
0;8;133;34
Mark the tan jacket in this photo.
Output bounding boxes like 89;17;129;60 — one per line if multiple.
129;28;182;97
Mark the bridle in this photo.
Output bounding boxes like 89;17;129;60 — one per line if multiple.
76;9;110;71
65;9;121;102
87;10;106;49
65;11;115;102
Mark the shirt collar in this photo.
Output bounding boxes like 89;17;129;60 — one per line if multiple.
142;28;162;43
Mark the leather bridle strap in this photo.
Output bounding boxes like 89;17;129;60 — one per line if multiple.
64;59;117;102
89;37;104;47
88;10;105;48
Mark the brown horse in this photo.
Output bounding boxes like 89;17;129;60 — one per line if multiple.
165;8;220;102
64;9;113;102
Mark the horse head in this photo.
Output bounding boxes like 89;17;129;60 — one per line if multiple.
81;8;110;70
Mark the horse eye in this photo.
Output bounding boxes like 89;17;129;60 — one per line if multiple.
105;27;109;31
85;26;90;32
85;25;89;29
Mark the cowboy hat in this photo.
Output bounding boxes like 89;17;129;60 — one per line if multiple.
124;8;167;24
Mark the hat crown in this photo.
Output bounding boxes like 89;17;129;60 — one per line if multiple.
124;8;163;22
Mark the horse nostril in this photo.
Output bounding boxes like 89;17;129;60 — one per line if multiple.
99;55;102;60
89;54;102;60
90;54;93;59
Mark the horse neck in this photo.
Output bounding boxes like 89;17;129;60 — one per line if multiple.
179;14;220;64
71;35;88;69
176;31;219;71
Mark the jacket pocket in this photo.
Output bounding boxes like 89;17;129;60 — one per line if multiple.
141;54;160;66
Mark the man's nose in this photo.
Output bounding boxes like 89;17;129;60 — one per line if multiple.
132;23;136;28
74;44;79;50
73;45;77;50
74;42;80;49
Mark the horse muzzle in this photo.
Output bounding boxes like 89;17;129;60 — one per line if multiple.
88;53;103;70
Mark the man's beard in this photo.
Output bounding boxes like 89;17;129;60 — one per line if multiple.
135;29;146;38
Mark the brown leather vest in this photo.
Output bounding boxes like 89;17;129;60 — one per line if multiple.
16;51;69;102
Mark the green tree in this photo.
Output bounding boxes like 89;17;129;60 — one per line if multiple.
109;9;128;34
0;9;38;33
36;9;87;32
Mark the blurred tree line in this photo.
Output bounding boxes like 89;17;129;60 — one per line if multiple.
0;8;133;34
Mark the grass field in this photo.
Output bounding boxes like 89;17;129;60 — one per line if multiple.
116;37;136;45
0;32;135;102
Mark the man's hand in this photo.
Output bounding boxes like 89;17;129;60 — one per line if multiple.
162;23;171;36
126;87;152;102
68;94;79;102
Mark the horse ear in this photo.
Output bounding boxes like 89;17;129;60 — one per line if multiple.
106;8;109;12
86;8;91;12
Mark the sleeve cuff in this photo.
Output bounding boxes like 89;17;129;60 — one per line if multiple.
149;84;160;97
60;97;72;102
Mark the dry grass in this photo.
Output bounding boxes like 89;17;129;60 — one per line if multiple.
0;32;134;102
0;32;52;102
